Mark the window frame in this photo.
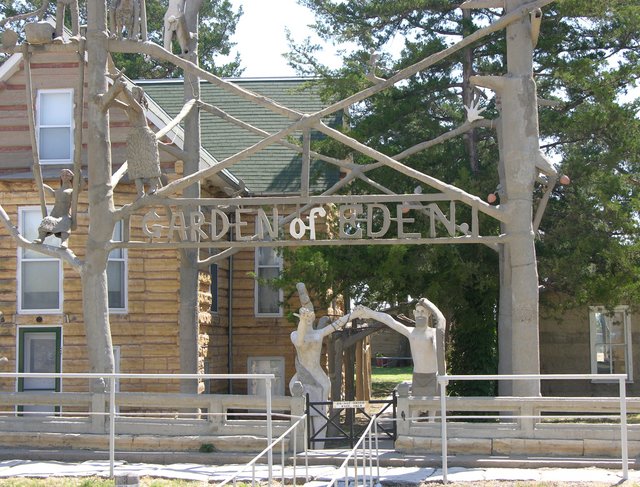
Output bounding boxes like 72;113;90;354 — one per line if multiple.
589;305;633;383
17;207;63;314
108;220;128;313
36;88;74;165
16;325;63;414
247;356;285;397
254;246;283;317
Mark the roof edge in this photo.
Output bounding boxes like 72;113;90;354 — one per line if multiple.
134;76;321;84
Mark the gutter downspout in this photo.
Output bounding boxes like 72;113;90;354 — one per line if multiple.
227;218;234;393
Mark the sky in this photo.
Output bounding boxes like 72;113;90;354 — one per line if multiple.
223;1;639;105
224;0;344;77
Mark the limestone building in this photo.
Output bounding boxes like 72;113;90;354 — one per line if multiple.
0;49;338;398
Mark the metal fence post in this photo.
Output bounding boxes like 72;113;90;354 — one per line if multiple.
109;374;116;478
619;376;628;480
266;377;273;485
440;378;448;484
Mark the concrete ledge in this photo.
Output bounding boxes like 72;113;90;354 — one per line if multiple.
399;437;492;455
396;436;634;458
0;433;279;453
493;438;584;456
584;439;640;457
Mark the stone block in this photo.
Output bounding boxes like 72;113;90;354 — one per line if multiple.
449;437;492;455
583;438;627;457
492;438;584;456
393;436;415;452
24;21;55;44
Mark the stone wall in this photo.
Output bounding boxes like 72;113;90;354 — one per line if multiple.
539;302;638;396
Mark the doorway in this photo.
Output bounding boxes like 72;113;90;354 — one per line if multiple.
17;327;62;414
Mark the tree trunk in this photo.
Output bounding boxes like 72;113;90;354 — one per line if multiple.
85;0;116;388
500;0;541;396
178;2;202;395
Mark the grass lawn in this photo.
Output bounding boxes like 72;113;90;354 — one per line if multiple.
371;365;412;398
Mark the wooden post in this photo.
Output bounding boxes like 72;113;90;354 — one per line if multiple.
22;45;47;218
71;37;86;230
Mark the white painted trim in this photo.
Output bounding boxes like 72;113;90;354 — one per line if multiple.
108;220;128;314
35;88;75;165
17;207;64;314
0;52;23;82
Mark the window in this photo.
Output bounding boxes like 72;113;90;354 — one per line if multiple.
255;246;282;316
36;89;74;164
247;357;285;397
17;326;62;414
108;221;127;312
590;306;632;381
210;263;218;313
18;208;63;313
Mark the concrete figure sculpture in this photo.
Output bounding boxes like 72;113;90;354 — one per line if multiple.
164;0;192;54
112;0;142;40
102;72;161;198
357;298;446;396
289;283;353;402
55;0;80;39
289;283;353;443
33;169;74;247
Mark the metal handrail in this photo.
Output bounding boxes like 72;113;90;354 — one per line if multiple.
324;413;382;487
436;373;629;484
215;413;308;487
0;372;277;479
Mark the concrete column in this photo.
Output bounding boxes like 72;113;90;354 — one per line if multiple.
178;8;202;396
84;0;116;389
502;0;541;396
474;0;541;396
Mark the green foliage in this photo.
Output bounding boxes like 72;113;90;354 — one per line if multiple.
284;0;640;388
198;442;217;452
535;1;640;313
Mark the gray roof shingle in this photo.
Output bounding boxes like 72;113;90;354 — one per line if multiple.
138;78;341;195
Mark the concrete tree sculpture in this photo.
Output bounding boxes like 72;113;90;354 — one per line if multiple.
0;0;559;398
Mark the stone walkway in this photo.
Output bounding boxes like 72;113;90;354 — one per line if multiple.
0;459;637;484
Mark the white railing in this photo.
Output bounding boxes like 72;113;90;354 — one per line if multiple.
215;413;308;487
436;374;629;484
322;413;382;487
0;372;287;478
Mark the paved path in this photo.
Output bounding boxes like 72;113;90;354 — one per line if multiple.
0;459;637;484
